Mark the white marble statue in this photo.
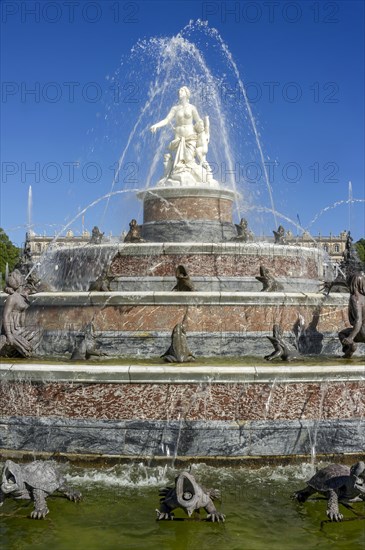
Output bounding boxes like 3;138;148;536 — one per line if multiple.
150;86;217;187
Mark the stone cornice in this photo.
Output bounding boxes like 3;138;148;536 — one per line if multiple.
1;362;363;384
0;291;349;307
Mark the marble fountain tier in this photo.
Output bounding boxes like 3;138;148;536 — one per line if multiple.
14;183;344;360
11;185;336;359
0;88;364;464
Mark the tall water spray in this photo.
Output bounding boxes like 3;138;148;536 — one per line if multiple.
348;180;353;232
27;185;33;232
102;21;278;234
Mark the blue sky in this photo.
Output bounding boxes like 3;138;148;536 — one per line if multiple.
1;0;364;246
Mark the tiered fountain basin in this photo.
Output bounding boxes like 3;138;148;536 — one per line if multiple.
1;180;364;463
1;361;364;463
2;248;362;463
36;240;325;293
109;241;323;293
1;249;364;462
4;229;343;359
4;286;350;358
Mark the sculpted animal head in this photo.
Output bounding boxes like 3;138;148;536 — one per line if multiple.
1;461;27;499
259;265;270;277
350;461;365;479
176;265;189;279
172;323;186;341
175;472;205;517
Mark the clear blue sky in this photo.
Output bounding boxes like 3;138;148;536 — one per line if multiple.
1;0;364;246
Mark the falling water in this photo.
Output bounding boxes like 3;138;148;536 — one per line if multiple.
37;189;139;290
100;21;278;232
348;180;353;232
100;92;162;224
307;382;328;469
307;197;365;229
198;21;278;227
27;185;32;232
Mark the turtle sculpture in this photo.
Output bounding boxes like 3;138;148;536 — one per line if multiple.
0;460;82;519
161;323;195;363
292;462;365;521
156;471;225;522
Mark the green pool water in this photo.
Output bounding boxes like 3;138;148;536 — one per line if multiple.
1;462;364;550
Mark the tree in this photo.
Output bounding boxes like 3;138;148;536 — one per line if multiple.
0;228;20;287
355;238;365;263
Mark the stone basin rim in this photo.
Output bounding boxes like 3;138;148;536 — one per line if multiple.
0;291;349;305
1;363;364;384
29;241;325;255
136;185;239;201
2;448;364;467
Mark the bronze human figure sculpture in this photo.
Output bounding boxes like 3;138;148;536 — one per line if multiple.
124;219;144;243
339;230;364;277
338;272;365;358
273;225;286;245
90;226;104;244
0;269;41;357
343;231;353;263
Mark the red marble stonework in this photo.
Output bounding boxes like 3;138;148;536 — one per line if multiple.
26;303;348;333
143;196;233;223
109;253;319;279
1;381;363;422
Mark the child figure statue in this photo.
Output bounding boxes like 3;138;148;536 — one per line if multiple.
194;116;213;183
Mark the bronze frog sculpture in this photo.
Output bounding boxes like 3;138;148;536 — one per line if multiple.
156;471;225;522
256;265;284;292
161;323;195;363
264;324;297;361
172;265;195;291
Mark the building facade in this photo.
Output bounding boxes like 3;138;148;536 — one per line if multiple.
24;229;349;263
25;230;91;261
284;230;348;262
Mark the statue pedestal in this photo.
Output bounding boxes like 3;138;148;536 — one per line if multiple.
137;186;237;242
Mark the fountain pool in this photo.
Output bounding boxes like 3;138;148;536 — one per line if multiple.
1;462;364;550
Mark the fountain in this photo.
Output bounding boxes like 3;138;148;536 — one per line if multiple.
0;24;364;467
